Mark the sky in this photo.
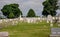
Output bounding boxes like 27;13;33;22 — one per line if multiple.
0;0;60;16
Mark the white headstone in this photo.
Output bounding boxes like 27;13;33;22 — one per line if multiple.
50;20;53;23
40;20;42;22
0;20;2;23
9;19;12;21
47;15;52;21
19;15;21;19
30;19;33;23
47;20;49;23
12;21;15;25
20;18;23;21
15;21;18;24
27;19;30;23
50;23;53;27
53;17;55;19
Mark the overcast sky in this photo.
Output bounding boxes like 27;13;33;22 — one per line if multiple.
0;0;60;16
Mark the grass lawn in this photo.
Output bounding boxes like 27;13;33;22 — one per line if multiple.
0;21;54;37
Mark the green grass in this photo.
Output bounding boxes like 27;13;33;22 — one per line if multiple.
0;21;57;37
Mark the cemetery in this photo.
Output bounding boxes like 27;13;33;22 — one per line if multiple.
0;15;59;37
0;0;60;37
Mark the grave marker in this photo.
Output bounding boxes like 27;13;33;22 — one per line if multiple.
50;23;53;27
50;28;60;37
0;32;8;37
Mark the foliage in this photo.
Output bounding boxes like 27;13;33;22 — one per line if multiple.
42;0;58;17
27;9;36;17
8;12;14;18
1;4;22;18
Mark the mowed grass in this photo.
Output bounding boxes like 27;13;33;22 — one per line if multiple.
0;21;51;37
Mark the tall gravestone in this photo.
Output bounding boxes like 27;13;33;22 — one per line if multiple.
47;15;53;27
47;15;53;23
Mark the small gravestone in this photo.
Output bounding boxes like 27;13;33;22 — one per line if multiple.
27;19;30;23
47;15;52;21
50;23;53;27
12;21;15;25
19;15;21;18
47;15;53;23
5;20;8;23
50;28;60;37
0;32;8;37
40;20;42;22
9;19;12;21
47;20;49;23
53;17;55;20
0;20;2;23
58;24;60;26
50;20;53;23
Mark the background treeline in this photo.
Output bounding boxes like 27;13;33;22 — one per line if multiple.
0;0;59;19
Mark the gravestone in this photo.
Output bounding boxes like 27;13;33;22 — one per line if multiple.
47;15;52;21
47;15;53;23
50;28;60;37
40;20;42;22
0;20;2;23
27;19;31;23
0;32;8;37
19;15;21;19
50;23;53;27
58;24;60;26
47;20;49;23
12;21;15;25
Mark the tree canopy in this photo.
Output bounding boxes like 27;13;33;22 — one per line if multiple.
26;9;36;17
1;4;22;18
42;0;58;17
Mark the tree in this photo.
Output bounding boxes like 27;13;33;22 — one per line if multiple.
26;9;36;17
42;0;58;17
1;4;22;18
8;12;14;18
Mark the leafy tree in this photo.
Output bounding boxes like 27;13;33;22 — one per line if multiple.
27;9;36;17
42;0;58;17
8;12;14;18
1;4;22;18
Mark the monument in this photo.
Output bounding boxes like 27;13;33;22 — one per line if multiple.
50;28;60;37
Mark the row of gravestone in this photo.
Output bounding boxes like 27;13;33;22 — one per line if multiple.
0;18;20;26
20;15;56;23
0;15;59;26
0;15;55;23
20;17;43;23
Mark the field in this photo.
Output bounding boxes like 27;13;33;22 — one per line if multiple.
0;21;57;37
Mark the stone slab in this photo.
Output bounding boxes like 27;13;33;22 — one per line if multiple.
0;32;8;37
